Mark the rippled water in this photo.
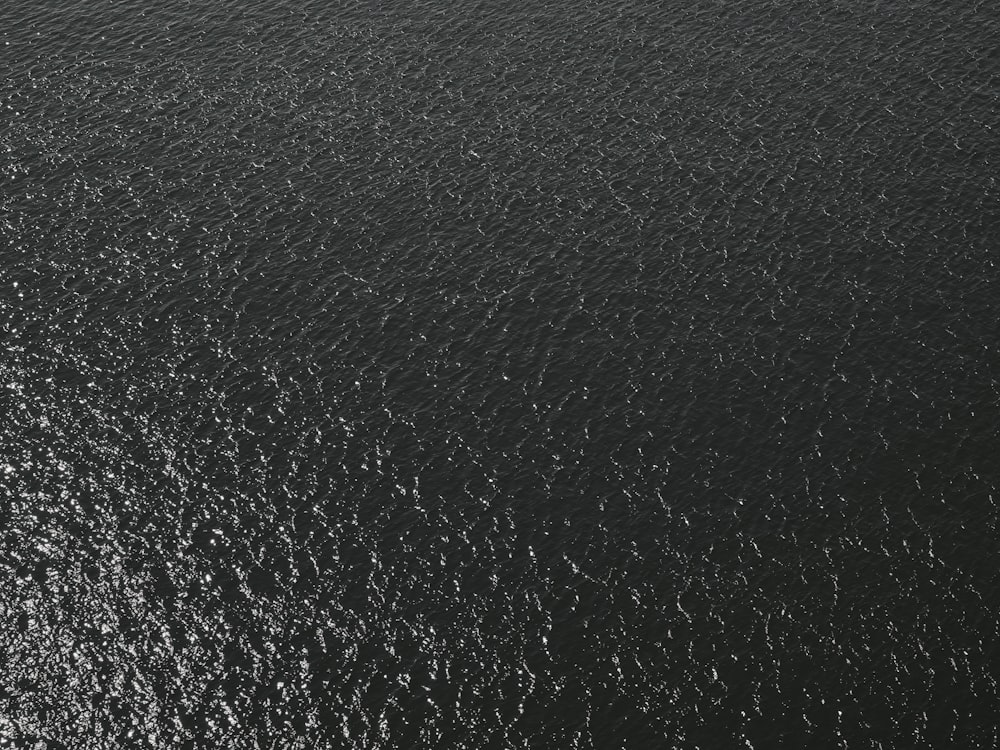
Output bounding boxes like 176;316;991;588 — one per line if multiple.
2;0;1000;747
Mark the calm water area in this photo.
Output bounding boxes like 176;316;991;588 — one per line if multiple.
2;0;1000;747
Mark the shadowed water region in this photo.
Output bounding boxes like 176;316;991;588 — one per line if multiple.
2;0;1000;747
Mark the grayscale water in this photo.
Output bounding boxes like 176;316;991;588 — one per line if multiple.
2;0;999;747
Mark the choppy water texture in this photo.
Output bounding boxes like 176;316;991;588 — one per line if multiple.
2;0;1000;747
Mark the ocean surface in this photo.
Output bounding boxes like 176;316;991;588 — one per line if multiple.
2;0;999;747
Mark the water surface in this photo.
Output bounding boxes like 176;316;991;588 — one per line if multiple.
2;0;1000;747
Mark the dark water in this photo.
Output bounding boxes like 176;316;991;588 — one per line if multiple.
2;0;999;746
